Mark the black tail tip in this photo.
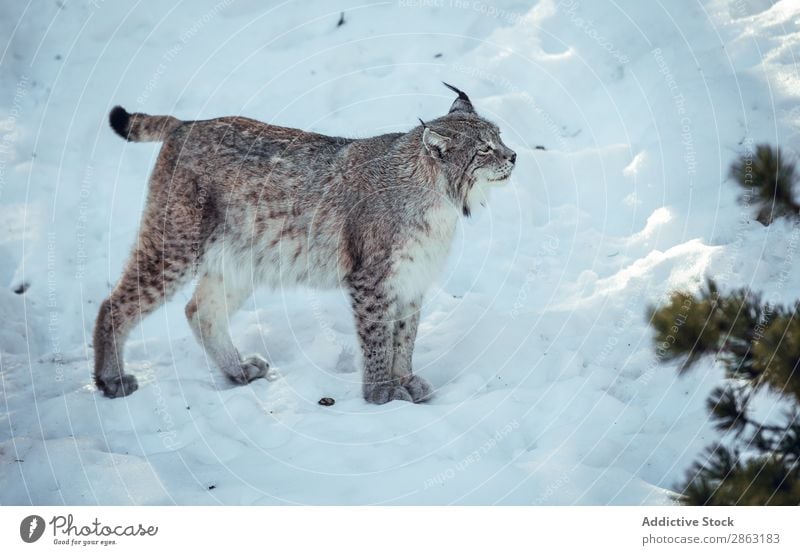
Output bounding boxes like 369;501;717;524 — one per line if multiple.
109;105;131;140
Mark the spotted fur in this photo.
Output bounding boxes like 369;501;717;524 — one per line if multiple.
94;84;516;403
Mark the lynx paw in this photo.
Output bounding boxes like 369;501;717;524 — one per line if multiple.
98;374;139;398
401;374;433;402
364;375;433;404
228;354;270;385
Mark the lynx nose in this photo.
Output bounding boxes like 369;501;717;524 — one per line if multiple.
509;151;517;164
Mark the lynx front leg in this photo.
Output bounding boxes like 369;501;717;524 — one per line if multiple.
391;298;432;402
349;283;428;404
186;273;268;385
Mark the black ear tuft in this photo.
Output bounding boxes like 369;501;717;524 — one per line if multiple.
442;82;475;114
109;105;131;140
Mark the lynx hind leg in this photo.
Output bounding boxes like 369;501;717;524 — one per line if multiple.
186;272;268;385
94;160;204;398
94;239;195;398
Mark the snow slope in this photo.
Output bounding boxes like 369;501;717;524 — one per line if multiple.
1;0;799;504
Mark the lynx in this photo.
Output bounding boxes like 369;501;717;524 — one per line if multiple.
94;83;516;404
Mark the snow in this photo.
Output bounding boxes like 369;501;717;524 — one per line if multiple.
1;0;799;505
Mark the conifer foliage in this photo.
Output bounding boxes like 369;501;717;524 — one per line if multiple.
730;144;799;225
648;145;800;504
649;280;800;504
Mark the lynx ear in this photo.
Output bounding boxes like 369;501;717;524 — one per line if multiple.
443;82;475;114
422;126;451;158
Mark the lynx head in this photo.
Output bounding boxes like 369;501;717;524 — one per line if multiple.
419;83;516;216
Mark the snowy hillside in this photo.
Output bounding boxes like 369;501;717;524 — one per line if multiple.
1;0;799;504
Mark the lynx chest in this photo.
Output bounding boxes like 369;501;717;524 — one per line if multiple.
388;203;459;302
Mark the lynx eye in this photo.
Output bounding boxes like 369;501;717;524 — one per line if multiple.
477;145;492;155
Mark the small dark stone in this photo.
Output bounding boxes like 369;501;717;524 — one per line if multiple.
535;145;546;150
337;12;345;27
208;484;216;490
13;282;30;295
434;53;443;58
318;397;335;406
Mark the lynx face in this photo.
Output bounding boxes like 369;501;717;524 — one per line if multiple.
445;116;516;181
422;85;517;216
